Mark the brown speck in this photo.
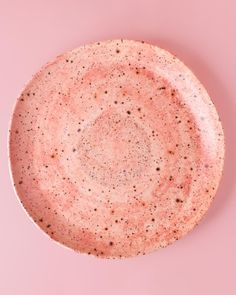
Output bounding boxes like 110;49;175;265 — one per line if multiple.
176;198;183;203
19;181;23;185
168;150;174;155
109;241;114;246
47;224;51;228
127;110;131;115
116;49;120;53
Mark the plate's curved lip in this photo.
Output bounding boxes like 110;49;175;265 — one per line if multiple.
7;38;226;259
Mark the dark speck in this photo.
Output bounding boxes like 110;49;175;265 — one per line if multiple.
176;198;183;203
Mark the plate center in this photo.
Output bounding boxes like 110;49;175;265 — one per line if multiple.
77;109;152;189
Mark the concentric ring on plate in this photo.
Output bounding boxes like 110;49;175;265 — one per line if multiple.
9;39;225;258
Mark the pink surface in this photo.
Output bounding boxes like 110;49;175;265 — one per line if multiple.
0;0;236;294
9;39;224;258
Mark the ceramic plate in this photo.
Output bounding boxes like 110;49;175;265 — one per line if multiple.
9;39;224;258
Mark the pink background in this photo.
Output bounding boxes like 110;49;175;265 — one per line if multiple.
1;0;236;294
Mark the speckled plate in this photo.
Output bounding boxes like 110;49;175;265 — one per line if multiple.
9;39;224;258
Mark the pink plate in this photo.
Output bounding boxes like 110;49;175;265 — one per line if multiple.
9;39;224;258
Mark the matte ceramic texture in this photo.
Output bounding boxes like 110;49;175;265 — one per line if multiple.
9;39;224;259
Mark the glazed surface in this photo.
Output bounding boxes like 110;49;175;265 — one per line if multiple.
9;39;224;258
